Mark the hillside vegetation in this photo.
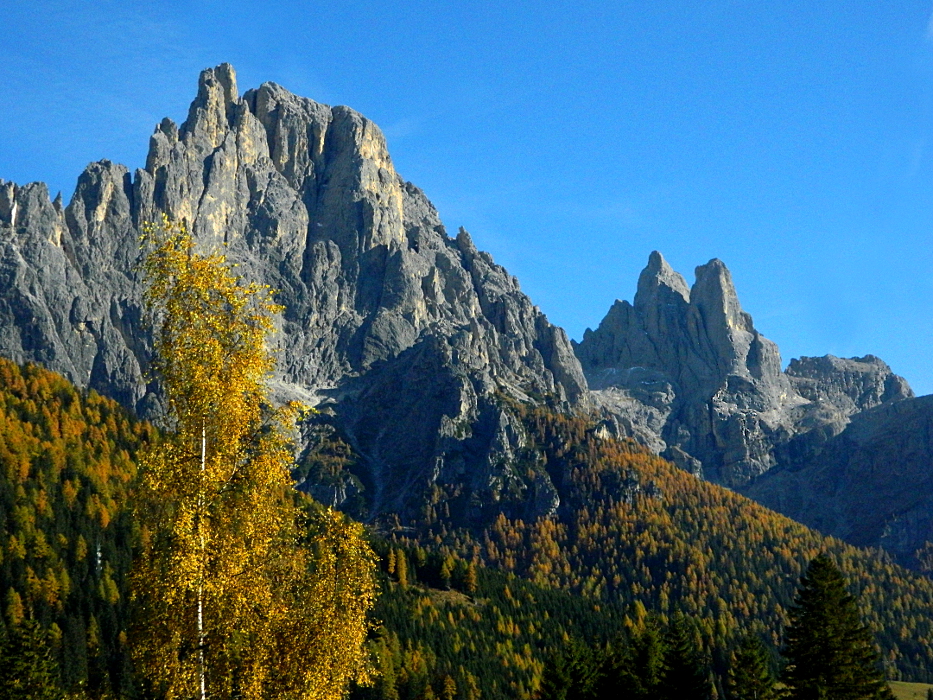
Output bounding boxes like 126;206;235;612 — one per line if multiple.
0;359;155;695
386;402;933;685
2;360;933;698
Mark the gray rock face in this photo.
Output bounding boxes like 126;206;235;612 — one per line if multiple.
576;252;805;486
0;64;586;523
786;354;913;416
574;252;913;489
742;394;933;570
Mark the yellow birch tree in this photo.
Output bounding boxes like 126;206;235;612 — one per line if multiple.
130;217;376;700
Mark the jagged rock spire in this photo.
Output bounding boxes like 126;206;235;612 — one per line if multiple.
635;250;690;306
574;251;909;487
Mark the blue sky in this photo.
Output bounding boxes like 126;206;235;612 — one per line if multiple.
2;1;933;394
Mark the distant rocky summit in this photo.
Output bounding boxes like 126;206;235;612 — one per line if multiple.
574;251;913;487
575;251;933;569
576;251;801;485
1;64;931;565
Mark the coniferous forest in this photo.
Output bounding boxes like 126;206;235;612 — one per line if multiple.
1;354;932;699
0;359;152;694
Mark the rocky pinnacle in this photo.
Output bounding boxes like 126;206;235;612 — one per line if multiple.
0;64;586;523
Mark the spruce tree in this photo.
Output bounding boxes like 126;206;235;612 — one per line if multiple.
726;634;776;700
537;649;574;700
597;619;664;700
0;619;61;700
781;554;894;700
659;614;711;700
539;640;601;700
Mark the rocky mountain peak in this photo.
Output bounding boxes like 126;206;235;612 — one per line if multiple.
183;63;239;148
0;63;588;525
690;258;753;335
786;354;913;415
634;250;690;307
574;252;913;488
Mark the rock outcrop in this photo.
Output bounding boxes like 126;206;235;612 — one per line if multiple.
575;252;799;485
785;354;913;416
0;64;586;524
574;252;914;488
742;394;933;570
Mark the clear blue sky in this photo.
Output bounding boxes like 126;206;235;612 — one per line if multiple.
2;1;932;394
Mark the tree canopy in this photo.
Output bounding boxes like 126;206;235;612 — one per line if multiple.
130;218;376;700
726;634;776;700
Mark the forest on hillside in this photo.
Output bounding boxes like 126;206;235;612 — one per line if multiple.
0;359;152;694
380;402;933;685
1;357;932;699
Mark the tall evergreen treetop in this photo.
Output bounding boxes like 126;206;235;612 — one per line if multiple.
0;619;61;700
726;634;776;700
660;614;711;700
596;619;665;700
781;554;893;700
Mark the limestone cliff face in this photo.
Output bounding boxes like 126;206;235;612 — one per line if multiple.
574;252;913;488
575;252;802;485
785;354;913;416
742;394;933;570
0;64;586;523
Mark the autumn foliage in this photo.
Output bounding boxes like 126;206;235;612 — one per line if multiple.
376;402;933;697
0;358;153;694
130;218;376;700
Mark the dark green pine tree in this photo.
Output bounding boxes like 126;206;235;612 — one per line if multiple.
539;640;602;700
726;634;776;700
781;554;894;700
597;620;665;700
0;619;62;700
659;614;711;700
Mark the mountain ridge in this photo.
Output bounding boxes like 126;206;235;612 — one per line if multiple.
576;250;932;568
1;63;931;566
0;63;586;526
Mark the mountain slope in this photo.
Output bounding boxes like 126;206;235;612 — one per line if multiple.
742;394;933;569
388;403;933;683
2;359;933;699
0;358;154;694
0;63;585;523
